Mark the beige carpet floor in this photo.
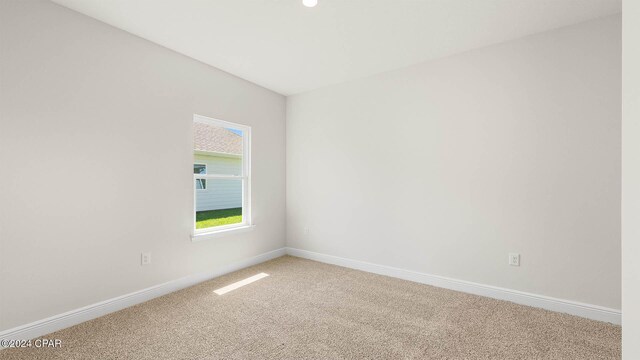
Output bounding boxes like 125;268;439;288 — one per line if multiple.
1;256;621;359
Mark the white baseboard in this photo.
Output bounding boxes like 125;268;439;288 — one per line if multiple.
0;247;286;343
1;245;619;345
286;247;621;325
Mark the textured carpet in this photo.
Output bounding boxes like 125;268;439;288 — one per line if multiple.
1;256;620;359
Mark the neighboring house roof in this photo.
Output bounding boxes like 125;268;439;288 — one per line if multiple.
194;122;242;155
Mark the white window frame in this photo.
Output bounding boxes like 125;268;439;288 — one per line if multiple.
194;163;207;190
192;114;252;241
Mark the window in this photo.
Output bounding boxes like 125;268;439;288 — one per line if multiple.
194;164;207;189
192;115;251;238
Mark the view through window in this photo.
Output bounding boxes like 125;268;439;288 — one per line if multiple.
193;115;250;234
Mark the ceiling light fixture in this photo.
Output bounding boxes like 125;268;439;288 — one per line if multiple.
302;0;317;8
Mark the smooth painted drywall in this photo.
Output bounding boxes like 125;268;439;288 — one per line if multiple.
622;0;640;357
287;16;621;309
0;0;285;331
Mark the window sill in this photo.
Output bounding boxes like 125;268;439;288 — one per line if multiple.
191;224;255;242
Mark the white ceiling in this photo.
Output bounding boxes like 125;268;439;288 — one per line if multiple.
52;0;621;95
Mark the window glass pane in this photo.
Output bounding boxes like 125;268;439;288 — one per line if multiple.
195;178;243;229
194;164;207;190
193;122;243;176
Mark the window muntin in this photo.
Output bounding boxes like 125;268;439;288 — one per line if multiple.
193;115;251;236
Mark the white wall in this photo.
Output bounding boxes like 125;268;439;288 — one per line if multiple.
194;154;242;211
0;0;285;331
622;0;640;357
287;16;621;309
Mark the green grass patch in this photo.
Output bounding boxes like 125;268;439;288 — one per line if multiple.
196;208;242;229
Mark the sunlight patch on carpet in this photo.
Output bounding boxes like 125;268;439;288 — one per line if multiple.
214;273;269;295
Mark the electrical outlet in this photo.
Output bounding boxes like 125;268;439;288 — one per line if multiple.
303;227;310;236
141;252;151;265
508;253;520;266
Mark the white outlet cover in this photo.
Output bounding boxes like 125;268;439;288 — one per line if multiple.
141;252;151;265
509;253;520;266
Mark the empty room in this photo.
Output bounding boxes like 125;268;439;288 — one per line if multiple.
1;0;639;359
